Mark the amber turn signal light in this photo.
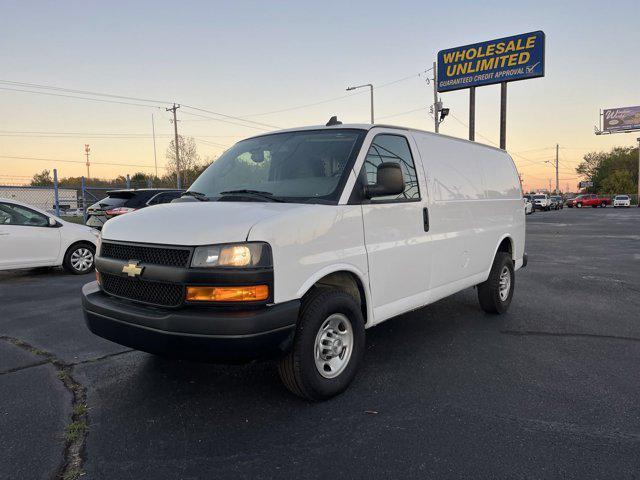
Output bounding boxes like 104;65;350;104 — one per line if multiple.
186;285;269;302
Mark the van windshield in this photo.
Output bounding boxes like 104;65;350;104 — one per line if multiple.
533;195;546;199
189;129;366;204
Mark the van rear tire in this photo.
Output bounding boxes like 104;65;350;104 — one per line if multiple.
278;288;365;401
478;252;514;314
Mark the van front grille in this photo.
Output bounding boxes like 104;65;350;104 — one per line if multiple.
101;273;184;307
100;242;191;268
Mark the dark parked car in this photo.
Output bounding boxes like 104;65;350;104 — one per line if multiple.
85;189;183;229
549;196;563;210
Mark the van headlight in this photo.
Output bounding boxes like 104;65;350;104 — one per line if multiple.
191;242;272;268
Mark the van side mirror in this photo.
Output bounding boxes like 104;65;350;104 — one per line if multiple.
365;162;405;199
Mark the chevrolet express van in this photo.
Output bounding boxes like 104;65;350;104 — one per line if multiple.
82;121;526;400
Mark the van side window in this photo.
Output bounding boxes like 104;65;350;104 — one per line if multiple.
362;134;420;201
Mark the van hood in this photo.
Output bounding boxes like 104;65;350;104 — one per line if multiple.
101;201;305;246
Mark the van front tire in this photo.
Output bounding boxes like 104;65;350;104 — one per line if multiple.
278;288;365;401
477;252;514;314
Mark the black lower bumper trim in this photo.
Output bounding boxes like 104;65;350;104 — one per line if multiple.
82;282;299;363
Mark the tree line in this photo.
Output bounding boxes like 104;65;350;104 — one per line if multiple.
575;145;638;194
30;136;216;188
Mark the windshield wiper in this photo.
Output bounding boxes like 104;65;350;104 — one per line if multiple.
218;189;284;202
181;190;209;201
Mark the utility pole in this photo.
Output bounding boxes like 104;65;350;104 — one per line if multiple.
151;114;158;179
555;143;559;194
166;103;181;189
84;144;91;180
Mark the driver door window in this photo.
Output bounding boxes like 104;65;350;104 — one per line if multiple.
361;134;420;202
0;203;49;226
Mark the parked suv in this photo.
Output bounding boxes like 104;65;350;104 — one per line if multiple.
549;196;563;210
85;189;183;229
82;123;526;400
532;194;550;211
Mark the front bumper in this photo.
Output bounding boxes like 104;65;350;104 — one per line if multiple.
82;282;299;362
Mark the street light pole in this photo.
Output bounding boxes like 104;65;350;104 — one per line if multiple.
346;83;374;124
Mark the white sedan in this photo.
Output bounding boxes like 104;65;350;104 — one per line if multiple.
613;195;631;208
0;198;99;274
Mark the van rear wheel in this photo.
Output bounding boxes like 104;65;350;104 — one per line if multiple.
478;252;514;314
278;288;365;401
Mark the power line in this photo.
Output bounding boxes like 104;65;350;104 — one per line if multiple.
448;113;500;147
0;80;168;105
180;110;273;131
181;104;281;130
0;87;164;109
240;70;428;118
0;130;240;137
0;155;166;169
377;106;429;120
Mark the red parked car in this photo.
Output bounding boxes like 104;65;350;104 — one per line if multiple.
567;194;611;208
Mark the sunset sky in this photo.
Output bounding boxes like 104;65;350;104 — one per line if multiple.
2;0;638;191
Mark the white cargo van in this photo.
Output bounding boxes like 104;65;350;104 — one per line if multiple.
82;122;526;400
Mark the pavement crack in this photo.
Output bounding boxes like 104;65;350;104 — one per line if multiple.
501;330;640;343
71;348;135;366
0;336;88;480
0;359;50;375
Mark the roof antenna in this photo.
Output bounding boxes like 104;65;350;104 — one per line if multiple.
326;116;342;126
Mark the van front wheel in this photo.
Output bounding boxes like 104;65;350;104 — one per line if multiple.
477;252;514;314
278;289;365;401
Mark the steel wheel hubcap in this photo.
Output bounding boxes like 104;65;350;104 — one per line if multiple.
314;313;353;379
498;266;511;301
71;248;93;271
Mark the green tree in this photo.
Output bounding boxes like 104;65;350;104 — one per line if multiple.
601;170;634;194
30;169;53;186
576;146;638;193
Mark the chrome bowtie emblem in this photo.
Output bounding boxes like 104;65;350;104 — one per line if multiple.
122;261;144;277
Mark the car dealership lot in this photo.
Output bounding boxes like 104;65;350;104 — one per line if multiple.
2;208;640;479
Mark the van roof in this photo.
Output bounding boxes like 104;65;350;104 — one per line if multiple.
245;123;509;155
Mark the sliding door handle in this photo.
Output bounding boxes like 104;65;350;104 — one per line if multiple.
422;207;429;232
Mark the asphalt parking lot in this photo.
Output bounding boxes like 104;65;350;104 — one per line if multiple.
2;207;640;479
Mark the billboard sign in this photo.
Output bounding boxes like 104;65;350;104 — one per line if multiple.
437;31;545;92
578;181;593;188
603;106;640;133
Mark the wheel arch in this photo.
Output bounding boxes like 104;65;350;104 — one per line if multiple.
492;234;515;262
296;265;371;325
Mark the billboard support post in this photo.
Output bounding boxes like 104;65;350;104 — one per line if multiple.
500;83;507;150
469;87;476;141
637;138;640;207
